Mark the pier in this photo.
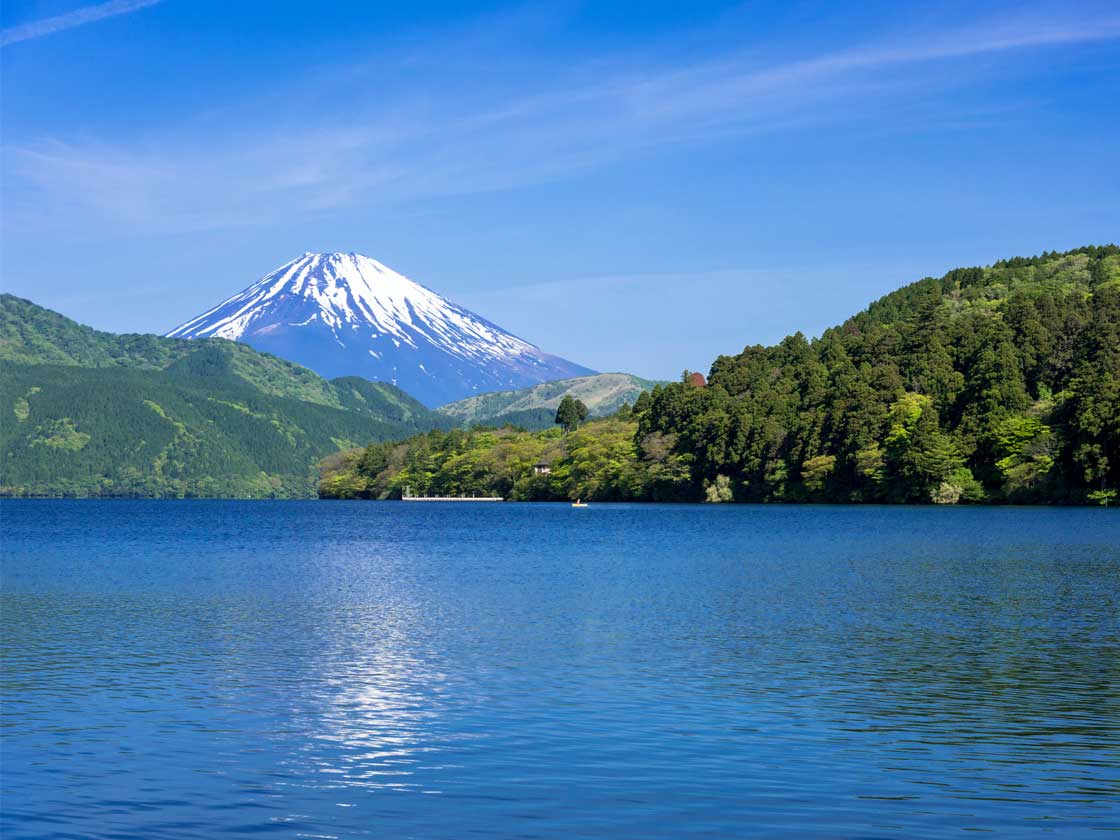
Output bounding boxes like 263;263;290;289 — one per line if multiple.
402;487;503;502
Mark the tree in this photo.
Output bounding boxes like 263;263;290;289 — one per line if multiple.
632;390;652;415
801;454;837;494
704;474;733;502
993;416;1054;498
883;393;964;501
1062;285;1120;496
554;395;589;433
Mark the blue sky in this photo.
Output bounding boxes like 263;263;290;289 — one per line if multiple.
2;0;1118;379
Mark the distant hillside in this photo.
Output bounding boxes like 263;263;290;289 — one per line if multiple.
436;373;660;429
0;295;450;498
0;294;433;423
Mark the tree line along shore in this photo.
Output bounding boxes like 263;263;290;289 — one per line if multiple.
320;246;1120;505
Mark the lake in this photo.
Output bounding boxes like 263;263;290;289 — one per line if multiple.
2;501;1118;838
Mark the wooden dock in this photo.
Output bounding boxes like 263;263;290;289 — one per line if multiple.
402;488;503;502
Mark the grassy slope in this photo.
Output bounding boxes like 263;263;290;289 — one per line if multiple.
435;372;660;429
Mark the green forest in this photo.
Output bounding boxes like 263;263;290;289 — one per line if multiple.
318;417;648;501
0;295;450;497
322;246;1120;505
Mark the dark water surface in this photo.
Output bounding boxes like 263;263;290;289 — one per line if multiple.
2;501;1118;838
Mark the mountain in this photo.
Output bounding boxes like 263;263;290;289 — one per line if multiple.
0;295;451;498
323;245;1120;505
166;252;595;407
436;373;661;430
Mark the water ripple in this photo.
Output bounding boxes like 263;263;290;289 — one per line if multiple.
2;501;1118;838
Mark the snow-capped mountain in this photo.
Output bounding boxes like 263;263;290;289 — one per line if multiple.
166;252;595;407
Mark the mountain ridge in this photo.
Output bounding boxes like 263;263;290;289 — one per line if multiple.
0;295;451;497
1;292;437;422
436;373;661;429
166;252;595;406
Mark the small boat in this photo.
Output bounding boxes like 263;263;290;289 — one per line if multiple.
571;499;588;508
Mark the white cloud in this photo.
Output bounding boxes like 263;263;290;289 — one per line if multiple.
3;6;1119;237
1;0;160;47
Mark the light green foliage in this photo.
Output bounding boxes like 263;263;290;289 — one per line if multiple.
930;481;962;505
905;408;964;501
208;398;255;416
884;393;931;447
13;386;40;421
947;467;986;503
994;416;1054;496
704;474;733;503
28;418;90;451
931;468;985;505
800;455;836;493
854;444;885;485
322;418;669;502
553;418;643;499
144;400;187;436
1087;489;1117;506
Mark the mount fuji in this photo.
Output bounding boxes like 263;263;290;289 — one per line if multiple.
166;253;595;407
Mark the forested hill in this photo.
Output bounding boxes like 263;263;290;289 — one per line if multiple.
323;246;1120;504
639;245;1119;504
0;293;433;422
1;295;451;498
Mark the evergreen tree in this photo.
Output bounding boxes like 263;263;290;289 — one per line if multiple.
554;395;589;433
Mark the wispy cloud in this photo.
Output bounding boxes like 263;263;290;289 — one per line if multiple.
4;5;1119;237
1;0;159;48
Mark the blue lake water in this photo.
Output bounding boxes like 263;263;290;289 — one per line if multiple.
2;501;1118;839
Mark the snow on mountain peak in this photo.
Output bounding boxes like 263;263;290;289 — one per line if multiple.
165;252;595;406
